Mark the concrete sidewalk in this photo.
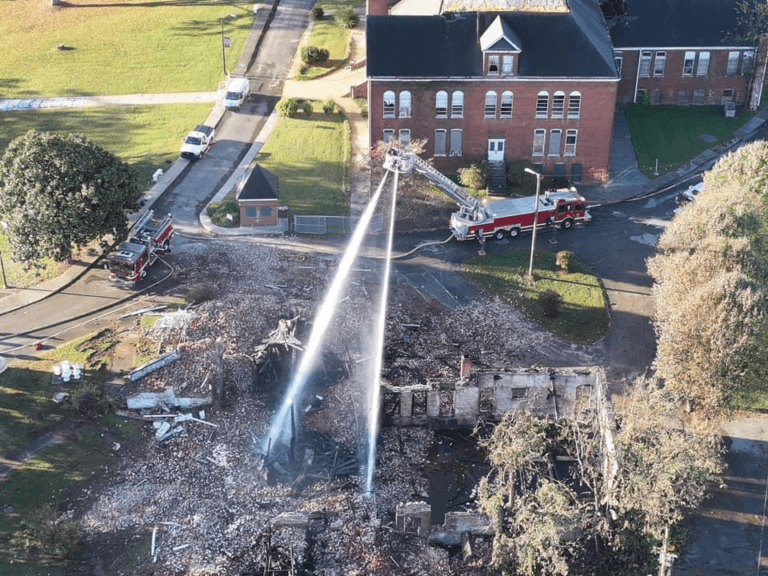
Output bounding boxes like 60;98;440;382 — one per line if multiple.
0;92;218;111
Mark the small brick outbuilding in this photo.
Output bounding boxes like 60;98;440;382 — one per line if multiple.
236;164;280;227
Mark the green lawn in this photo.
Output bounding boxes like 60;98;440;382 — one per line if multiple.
463;251;608;344
0;335;141;575
625;104;757;177
298;19;351;79
0;103;214;189
255;108;350;216
0;0;254;99
317;0;366;9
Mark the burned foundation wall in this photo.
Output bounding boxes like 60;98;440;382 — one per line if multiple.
383;366;608;427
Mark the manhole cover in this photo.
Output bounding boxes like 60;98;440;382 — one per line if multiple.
700;133;717;143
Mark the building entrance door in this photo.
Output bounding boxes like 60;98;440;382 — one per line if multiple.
487;139;505;162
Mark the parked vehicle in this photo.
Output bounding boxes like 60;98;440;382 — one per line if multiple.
675;181;703;208
223;77;250;110
383;147;590;242
180;124;216;159
107;211;174;284
180;125;215;159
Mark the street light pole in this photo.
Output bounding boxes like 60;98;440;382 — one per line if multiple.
221;18;227;75
524;167;542;281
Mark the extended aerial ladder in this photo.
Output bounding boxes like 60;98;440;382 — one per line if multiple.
383;146;590;243
383;147;490;230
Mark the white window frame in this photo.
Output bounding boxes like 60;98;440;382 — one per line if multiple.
614;53;623;76
399;91;411;118
639;51;652;77
484;91;497;118
567;92;581;119
488;54;500;75
536;91;549;119
654;51;666;76
697;51;710;76
532;129;546;156
564;129;577;156
435;91;448;118
742;50;755;75
399;129;411;146
383;90;396;118
434;129;447;156
451;91;464;118
693;89;705;104
552;91;565;119
383;129;395;144
548;129;562;156
500;91;513;118
683;51;695;76
722;89;734;103
726;51;740;76
449;129;462;156
502;55;513;75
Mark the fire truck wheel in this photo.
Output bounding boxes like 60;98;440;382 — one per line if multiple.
509;227;521;238
493;229;505;241
561;218;574;230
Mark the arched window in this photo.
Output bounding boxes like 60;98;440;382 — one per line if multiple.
500;91;513;118
399;91;411;118
383;90;396;118
451;91;464;117
435;90;448;118
484;91;497;118
568;91;581;119
536;91;549;118
552;91;565;118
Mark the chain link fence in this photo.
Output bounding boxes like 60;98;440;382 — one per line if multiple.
293;215;384;235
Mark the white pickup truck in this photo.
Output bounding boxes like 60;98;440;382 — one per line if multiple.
180;125;215;159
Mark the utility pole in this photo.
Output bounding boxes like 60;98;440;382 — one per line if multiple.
221;18;227;75
0;252;7;289
524;167;543;281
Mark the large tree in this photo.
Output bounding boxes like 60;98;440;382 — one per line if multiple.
476;379;723;575
648;141;768;411
0;131;141;263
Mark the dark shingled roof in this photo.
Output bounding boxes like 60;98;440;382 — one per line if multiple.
367;0;617;78
610;0;748;48
236;164;279;201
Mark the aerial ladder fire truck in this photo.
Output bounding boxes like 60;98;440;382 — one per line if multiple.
383;147;590;242
107;210;174;284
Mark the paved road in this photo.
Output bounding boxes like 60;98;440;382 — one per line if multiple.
152;0;314;233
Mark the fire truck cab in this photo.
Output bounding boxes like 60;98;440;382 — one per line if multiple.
107;211;173;284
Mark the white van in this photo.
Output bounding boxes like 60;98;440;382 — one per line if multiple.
224;77;250;110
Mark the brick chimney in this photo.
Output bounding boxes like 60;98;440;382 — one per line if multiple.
367;0;390;15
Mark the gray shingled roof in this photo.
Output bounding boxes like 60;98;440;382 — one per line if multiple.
367;0;616;78
236;164;279;201
610;0;749;48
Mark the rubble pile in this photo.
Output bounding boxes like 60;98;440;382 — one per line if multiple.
78;240;602;574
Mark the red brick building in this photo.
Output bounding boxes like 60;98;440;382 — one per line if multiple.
367;0;619;183
236;164;280;227
365;0;766;184
610;0;762;108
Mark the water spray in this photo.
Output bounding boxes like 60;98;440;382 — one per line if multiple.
264;171;390;453
364;170;399;495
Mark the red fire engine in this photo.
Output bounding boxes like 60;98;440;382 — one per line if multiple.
383;148;590;241
107;210;174;284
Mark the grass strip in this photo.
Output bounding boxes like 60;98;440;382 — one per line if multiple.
463;251;608;344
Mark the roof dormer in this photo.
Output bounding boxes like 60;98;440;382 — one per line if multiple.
480;15;521;76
